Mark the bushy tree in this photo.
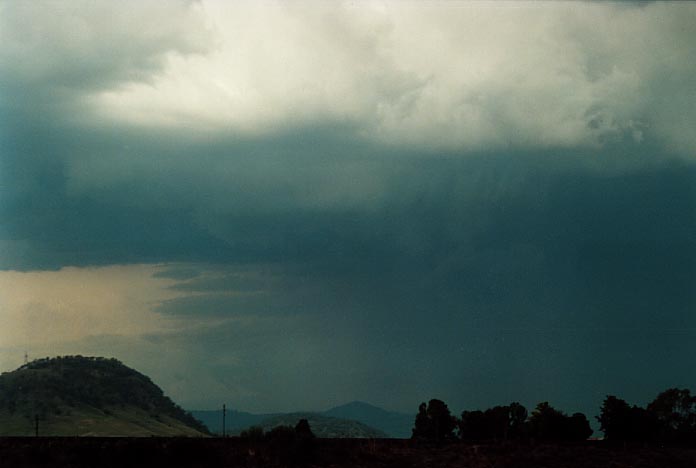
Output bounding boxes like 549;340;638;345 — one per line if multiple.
567;412;593;441
412;399;457;440
263;421;315;464
508;402;528;439
528;402;592;442
459;410;487;440
597;396;632;442
528;402;567;440
295;418;315;439
597;395;656;442
459;403;528;441
647;388;696;443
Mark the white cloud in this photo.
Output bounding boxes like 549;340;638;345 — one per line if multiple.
1;1;694;153
0;0;210;98
82;1;696;154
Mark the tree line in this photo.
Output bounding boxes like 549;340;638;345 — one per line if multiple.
413;399;591;442
412;387;696;444
599;389;696;444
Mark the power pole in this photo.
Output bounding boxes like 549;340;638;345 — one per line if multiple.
222;404;226;438
35;414;39;437
24;352;28;365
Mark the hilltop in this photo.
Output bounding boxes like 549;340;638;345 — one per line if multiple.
0;356;209;436
324;401;413;438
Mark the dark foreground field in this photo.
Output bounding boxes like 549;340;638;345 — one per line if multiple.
3;437;696;468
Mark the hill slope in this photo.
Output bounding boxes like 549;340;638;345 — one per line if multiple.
324;401;413;438
0;356;209;436
254;413;387;438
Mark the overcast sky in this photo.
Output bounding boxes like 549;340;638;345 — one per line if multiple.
1;1;695;419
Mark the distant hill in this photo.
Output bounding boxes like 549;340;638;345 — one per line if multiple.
324;401;413;438
0;356;209;436
191;401;413;438
254;412;387;438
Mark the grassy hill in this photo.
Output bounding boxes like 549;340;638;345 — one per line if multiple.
0;356;209;436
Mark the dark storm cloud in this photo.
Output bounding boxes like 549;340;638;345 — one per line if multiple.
3;90;696;415
125;150;696;334
2;0;696;418
124;151;695;414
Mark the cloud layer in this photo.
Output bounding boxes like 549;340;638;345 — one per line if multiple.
3;1;695;153
81;2;696;153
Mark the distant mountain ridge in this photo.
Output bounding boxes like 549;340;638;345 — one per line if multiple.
0;356;209;436
190;400;413;438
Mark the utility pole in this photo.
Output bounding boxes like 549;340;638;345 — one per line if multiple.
222;404;226;438
24;351;28;365
35;414;39;437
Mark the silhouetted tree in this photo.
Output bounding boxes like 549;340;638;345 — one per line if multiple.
459;403;528;441
413;402;429;438
484;405;511;441
528;402;566;441
508;402;528;439
459;410;488;440
567;412;593;441
528;402;591;442
598;396;632;442
412;399;457;440
629;406;660;443
598;394;664;444
647;388;696;443
295;418;315;439
294;418;315;461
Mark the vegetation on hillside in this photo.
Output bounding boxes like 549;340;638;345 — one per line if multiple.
323;401;413;438
248;413;387;439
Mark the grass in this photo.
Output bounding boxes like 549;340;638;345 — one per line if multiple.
0;405;207;437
